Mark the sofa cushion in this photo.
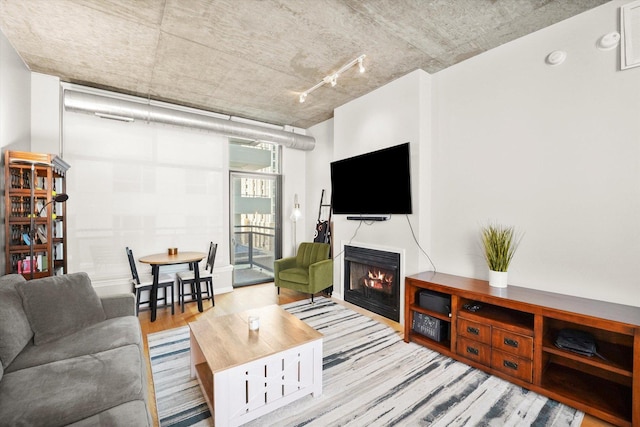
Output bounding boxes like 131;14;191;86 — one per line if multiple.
0;344;146;427
16;272;106;345
0;274;33;368
6;315;142;373
67;400;151;426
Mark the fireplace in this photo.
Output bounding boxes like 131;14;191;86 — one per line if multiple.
343;245;400;322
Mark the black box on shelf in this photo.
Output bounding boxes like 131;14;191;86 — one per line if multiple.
412;312;448;342
418;289;451;315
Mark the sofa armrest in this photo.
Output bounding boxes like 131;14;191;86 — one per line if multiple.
101;293;135;318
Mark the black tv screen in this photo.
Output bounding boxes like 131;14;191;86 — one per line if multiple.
330;143;412;215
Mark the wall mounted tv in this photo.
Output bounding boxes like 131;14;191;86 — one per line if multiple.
330;142;412;220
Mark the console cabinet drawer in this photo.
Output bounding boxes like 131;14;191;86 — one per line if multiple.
491;328;533;359
457;337;491;365
491;349;532;383
457;317;491;344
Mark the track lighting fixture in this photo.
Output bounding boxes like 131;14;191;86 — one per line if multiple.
298;54;366;103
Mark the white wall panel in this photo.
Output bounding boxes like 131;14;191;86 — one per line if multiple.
432;0;640;306
331;69;433;299
0;30;30;152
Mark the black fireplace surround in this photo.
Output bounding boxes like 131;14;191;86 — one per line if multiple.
343;245;400;322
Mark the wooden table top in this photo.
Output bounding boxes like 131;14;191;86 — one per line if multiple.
139;251;206;265
189;304;323;373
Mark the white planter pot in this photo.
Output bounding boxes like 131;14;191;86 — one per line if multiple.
489;270;508;288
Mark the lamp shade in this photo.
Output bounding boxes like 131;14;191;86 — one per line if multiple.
290;206;302;222
290;194;302;222
53;193;69;202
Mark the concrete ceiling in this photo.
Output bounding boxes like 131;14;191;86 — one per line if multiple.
0;0;608;129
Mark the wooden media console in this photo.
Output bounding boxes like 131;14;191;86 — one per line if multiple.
404;271;639;427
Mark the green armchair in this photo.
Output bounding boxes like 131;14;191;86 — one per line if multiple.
274;242;333;302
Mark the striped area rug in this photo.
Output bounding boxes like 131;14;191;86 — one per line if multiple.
148;298;584;426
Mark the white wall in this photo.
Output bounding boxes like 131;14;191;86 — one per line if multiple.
305;118;334;242
0;30;31;274
432;0;640;306
0;30;30;152
31;72;61;154
304;0;638;308
282;144;307;257
330;69;433;300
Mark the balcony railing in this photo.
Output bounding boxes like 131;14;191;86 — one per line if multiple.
233;224;275;273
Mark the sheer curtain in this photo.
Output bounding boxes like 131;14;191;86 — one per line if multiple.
62;110;228;291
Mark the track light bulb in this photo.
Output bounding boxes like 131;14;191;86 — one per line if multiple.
330;74;338;87
358;58;365;73
299;92;307;103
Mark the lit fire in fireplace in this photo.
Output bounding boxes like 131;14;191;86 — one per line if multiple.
362;269;394;294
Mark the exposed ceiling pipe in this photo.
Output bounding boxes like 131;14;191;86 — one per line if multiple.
63;90;316;151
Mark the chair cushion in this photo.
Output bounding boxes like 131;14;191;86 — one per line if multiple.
279;267;309;285
16;272;106;345
177;270;212;281
135;273;174;287
0;274;33;369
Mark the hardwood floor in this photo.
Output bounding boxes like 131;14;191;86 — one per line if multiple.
137;283;611;427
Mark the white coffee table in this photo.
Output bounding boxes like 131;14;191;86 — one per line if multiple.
189;304;323;427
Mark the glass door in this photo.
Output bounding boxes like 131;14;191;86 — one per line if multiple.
229;140;282;287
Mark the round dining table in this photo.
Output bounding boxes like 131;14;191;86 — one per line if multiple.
139;251;206;322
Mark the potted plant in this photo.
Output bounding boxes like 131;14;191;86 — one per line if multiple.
481;223;522;288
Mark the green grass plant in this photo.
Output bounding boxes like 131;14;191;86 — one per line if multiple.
481;223;522;272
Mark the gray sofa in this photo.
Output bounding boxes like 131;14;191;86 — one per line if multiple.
0;272;152;426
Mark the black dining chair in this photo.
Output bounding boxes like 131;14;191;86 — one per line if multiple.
126;247;175;315
176;242;217;312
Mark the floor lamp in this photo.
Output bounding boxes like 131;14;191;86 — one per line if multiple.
290;194;302;252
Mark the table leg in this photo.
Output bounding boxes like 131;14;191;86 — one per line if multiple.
193;261;203;312
151;264;159;322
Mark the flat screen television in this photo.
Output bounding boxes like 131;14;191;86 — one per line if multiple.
330;142;412;217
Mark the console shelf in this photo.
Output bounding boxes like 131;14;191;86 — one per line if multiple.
542;363;632;423
543;332;634;378
458;300;534;336
410;304;451;322
404;271;640;427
